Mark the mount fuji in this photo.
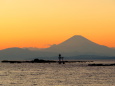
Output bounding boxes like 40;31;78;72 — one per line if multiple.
45;35;115;56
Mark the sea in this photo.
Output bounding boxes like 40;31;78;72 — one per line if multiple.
0;60;115;86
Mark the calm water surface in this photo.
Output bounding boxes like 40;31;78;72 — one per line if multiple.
0;61;115;86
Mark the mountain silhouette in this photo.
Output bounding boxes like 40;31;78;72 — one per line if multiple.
0;35;115;60
45;35;115;56
0;47;58;60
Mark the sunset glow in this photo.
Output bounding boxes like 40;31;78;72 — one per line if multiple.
0;0;115;50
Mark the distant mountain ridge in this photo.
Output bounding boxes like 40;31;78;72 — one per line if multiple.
45;35;115;56
0;35;115;60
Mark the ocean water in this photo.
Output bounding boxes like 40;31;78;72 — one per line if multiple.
0;61;115;86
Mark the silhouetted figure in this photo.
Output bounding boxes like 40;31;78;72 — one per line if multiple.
58;54;61;64
58;54;65;64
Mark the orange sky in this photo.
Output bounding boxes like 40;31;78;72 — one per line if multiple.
0;0;115;50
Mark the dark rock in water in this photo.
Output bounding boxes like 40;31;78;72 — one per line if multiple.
88;63;115;66
1;59;57;63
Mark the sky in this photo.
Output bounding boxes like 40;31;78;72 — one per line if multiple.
0;0;115;50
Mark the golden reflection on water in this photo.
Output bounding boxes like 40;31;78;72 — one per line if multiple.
0;61;115;86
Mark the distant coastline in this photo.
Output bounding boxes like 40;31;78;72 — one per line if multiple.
1;59;93;64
